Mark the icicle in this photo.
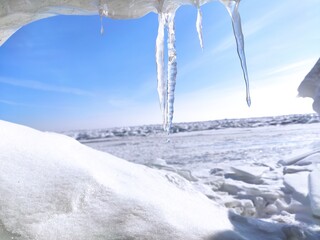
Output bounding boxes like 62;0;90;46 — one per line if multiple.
100;16;104;35
98;0;108;35
166;12;177;133
220;0;251;106
156;14;167;130
196;6;204;49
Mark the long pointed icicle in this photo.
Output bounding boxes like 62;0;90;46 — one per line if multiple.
166;13;177;133
221;0;251;106
100;16;104;35
99;0;108;35
196;6;204;49
156;14;167;130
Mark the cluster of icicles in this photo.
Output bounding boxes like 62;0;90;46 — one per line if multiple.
99;0;251;133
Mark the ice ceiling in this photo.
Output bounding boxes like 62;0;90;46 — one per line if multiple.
0;0;250;132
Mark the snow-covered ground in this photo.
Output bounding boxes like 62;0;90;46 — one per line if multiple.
79;114;320;236
1;116;320;239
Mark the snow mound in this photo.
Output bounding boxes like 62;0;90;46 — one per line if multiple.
2;121;320;239
0;120;236;240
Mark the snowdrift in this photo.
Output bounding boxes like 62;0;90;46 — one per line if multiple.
2;121;320;239
0;120;236;240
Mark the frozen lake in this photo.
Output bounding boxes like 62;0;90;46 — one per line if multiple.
83;123;320;177
80;120;320;232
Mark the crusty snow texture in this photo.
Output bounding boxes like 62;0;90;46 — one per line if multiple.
0;120;233;240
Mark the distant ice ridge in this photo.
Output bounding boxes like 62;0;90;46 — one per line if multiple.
0;0;251;133
1;120;320;240
65;113;319;141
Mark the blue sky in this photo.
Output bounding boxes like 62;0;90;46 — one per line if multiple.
0;0;319;131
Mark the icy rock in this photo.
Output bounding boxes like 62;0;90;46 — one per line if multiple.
210;168;224;175
296;153;320;166
283;165;313;174
206;177;225;191
224;198;256;217
298;58;320;114
221;178;283;202
264;204;278;216
278;150;320;166
228;165;269;184
309;167;320;217
0;120;236;240
283;172;309;202
148;158;198;181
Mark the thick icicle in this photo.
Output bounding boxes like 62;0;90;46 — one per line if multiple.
196;7;204;49
166;12;177;133
99;0;108;35
100;16;104;35
220;0;251;106
156;14;167;130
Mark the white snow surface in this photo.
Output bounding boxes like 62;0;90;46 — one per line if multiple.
1;120;320;239
0;120;235;240
82;120;320;238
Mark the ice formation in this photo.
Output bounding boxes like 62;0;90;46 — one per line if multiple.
0;0;251;132
309;167;320;217
195;0;204;49
298;58;320;114
155;12;177;132
219;0;251;107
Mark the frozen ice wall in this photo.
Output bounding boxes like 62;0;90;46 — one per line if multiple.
0;0;250;132
298;58;320;114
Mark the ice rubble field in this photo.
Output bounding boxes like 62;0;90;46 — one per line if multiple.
82;116;320;238
1;118;320;239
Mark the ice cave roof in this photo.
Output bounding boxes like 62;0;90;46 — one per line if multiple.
0;0;213;46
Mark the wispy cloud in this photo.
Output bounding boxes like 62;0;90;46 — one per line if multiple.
0;77;94;96
0;99;24;106
0;99;51;109
266;58;318;76
178;4;287;78
253;57;318;81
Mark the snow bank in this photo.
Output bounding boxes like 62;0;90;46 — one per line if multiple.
0;120;236;239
